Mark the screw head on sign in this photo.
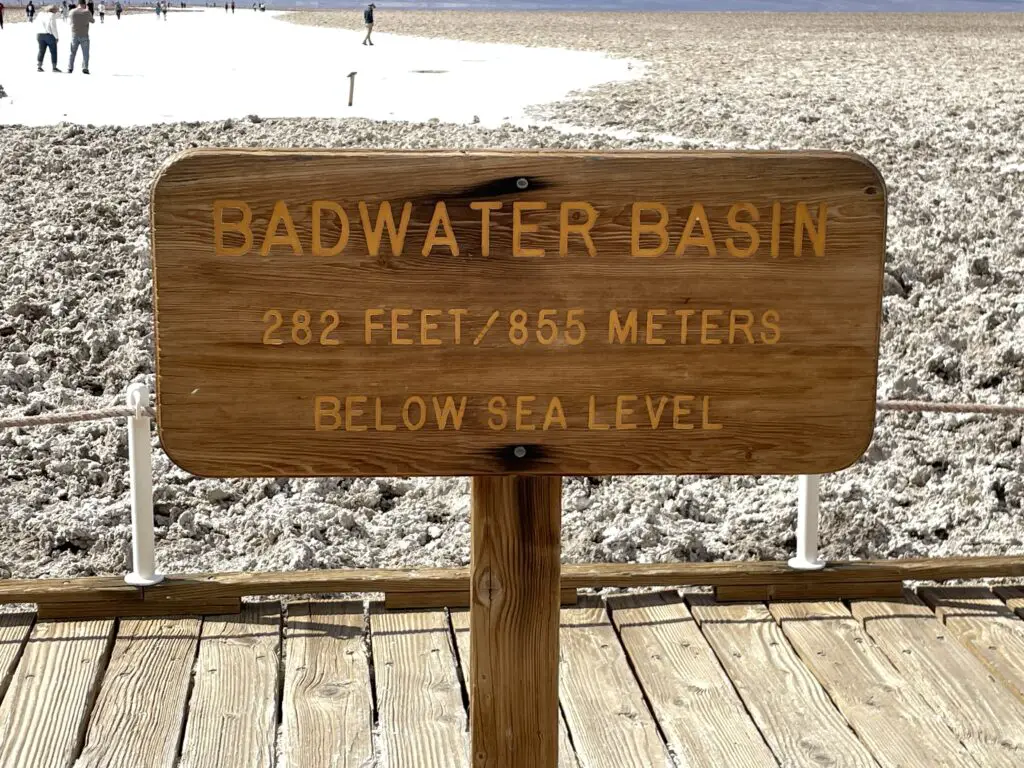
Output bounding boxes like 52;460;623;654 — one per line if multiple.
516;178;529;190
513;446;527;459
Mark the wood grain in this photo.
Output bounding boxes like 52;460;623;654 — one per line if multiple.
370;606;470;767
384;587;577;610
995;585;1024;620
470;475;561;768
178;604;282;768
608;592;777;767
920;587;1024;703
0;618;115;768
6;557;1023;605
715;580;903;602
151;149;886;477
851;591;1024;766
76;617;201;768
769;600;974;767
280;601;373;768
34;596;240;620
688;596;878;768
557;600;671;767
449;610;578;768
0;614;33;704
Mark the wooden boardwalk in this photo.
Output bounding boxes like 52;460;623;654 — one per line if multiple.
1;586;1023;767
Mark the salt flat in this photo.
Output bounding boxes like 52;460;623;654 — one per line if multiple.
0;9;638;127
0;11;1022;582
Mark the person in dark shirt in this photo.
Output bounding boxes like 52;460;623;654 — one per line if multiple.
362;3;375;46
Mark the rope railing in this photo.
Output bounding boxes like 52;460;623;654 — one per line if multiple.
0;386;1021;588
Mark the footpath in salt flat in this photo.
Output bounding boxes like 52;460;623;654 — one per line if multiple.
0;9;639;127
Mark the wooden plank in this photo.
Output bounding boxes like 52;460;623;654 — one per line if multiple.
385;587;577;610
995;586;1024;619
688;596;878;768
769;600;974;768
152;149;886;478
178;604;281;768
470;475;561;768
608;592;776;767
921;586;1024;703
280;601;373;768
36;596;240;620
0;614;33;703
716;580;902;603
450;610;578;768
558;599;671;767
76;617;201;768
4;557;1024;604
370;606;469;768
0;618;115;768
851;591;1024;766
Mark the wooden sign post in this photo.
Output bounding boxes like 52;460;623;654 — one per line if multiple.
151;149;886;767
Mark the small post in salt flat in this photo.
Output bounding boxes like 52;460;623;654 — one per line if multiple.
124;383;164;587
789;474;826;571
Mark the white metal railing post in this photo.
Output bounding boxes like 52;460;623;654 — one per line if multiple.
124;383;164;586
788;474;826;571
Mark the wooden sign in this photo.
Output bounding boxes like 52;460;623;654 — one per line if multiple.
150;149;886;477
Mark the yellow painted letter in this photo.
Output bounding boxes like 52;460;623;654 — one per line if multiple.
673;395;695;430
543;397;567;430
725;202;759;258
559;201;598;256
345;395;368;432
364;309;385;344
314;396;341;431
261;200;302;256
631;203;669;257
433;396;467;430
513;201;546;257
470;201;502;257
795;202;827;257
358;201;412;257
675;202;716;257
615;395;638;430
213;200;253;256
608;309;638;344
422;201;460;257
487;396;508;431
311;201;349;257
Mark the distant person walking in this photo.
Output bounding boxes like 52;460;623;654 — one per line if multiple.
362;3;374;46
36;5;61;72
27;1;36;22
230;0;234;12
97;1;104;21
60;1;68;20
115;0;121;18
68;0;93;74
0;3;5;31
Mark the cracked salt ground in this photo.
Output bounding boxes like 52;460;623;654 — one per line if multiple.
0;11;1023;581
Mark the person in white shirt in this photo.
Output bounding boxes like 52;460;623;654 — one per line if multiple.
97;1;104;21
36;5;61;72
